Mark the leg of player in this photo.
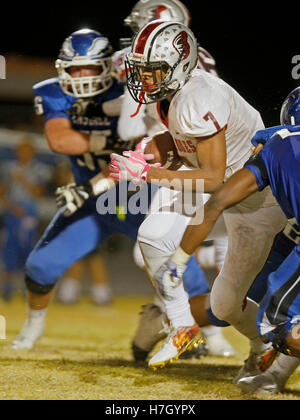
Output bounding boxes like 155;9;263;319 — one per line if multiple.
255;245;300;358
237;354;300;394
138;198;228;368
57;260;83;304
236;223;300;392
211;190;287;382
11;209;106;350
88;251;113;305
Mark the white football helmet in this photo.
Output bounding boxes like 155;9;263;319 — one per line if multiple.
126;20;198;104
124;0;191;33
55;29;114;98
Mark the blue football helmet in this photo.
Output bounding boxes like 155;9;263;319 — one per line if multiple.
280;87;300;125
55;29;114;98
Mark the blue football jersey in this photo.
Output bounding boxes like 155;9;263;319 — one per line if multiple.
33;77;124;184
245;126;300;249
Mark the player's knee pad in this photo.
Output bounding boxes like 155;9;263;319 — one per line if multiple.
138;212;186;249
210;287;239;325
25;275;55;295
25;253;58;292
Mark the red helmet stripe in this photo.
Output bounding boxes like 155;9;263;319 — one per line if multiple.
134;21;164;55
153;6;167;20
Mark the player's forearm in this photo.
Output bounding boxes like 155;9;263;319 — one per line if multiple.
148;166;224;193
179;168;259;256
46;128;90;155
180;200;224;255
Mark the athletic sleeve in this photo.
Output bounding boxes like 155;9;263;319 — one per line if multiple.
244;154;270;191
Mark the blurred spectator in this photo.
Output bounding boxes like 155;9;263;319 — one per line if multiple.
53;163;113;306
0;137;52;301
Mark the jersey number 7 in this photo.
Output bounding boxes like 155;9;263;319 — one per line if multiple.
203;111;221;132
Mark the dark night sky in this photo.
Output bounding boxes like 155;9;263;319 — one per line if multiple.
1;1;299;126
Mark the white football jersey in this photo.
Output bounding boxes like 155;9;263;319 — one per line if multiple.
158;69;264;178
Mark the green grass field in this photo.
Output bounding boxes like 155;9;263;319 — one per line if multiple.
0;296;300;400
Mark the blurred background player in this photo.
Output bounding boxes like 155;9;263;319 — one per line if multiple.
57;253;112;305
112;0;235;362
0;138;51;301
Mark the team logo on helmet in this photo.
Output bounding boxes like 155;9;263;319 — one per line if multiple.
172;31;190;61
87;37;112;57
61;37;75;59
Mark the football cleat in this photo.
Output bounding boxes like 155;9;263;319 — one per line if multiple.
179;342;208;359
234;346;278;384
11;318;45;350
237;371;285;394
148;323;205;369
131;303;169;363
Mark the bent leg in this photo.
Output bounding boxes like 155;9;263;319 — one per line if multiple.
211;189;287;342
257;245;300;357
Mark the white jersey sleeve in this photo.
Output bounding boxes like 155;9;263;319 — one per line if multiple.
168;70;264;171
170;70;231;138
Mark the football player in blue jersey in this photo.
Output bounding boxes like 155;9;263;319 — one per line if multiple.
155;87;300;391
11;28;144;349
11;28;213;352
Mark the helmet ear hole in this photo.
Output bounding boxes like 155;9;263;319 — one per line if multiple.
183;63;189;72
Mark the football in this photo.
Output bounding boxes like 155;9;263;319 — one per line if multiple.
144;132;182;170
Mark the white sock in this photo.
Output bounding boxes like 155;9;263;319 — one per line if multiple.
197;246;215;269
202;326;221;337
163;282;195;328
139;242;195;329
28;307;47;321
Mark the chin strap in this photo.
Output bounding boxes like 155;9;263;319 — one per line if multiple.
130;93;144;118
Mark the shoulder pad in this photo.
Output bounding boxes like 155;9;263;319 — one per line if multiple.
33;77;76;116
251;126;284;147
273;125;300;140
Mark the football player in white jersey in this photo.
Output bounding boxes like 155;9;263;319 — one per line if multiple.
114;0;219;141
109;20;288;378
113;0;234;361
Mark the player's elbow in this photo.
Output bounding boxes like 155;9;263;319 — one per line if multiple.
206;189;228;216
46;136;65;154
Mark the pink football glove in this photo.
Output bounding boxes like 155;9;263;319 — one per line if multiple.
135;137;154;160
109;151;161;184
